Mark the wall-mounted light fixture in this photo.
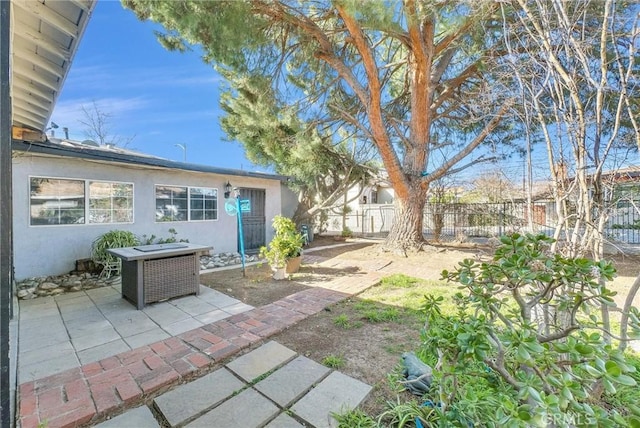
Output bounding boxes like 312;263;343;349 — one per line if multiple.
224;181;232;199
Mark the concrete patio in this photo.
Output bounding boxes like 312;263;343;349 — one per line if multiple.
16;243;387;427
17;282;253;383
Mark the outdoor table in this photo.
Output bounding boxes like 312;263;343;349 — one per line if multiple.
107;243;212;309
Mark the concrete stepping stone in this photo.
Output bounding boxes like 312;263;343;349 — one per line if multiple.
264;413;305;427
154;368;244;427
94;406;159;427
226;340;296;382
291;371;373;428
254;355;331;407
185;388;279;428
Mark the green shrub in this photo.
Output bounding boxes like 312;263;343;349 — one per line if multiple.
91;230;139;263
419;233;640;426
341;226;353;238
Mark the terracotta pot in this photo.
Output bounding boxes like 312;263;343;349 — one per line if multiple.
285;255;302;274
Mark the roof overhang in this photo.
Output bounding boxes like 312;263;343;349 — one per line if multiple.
10;0;95;140
13;139;291;182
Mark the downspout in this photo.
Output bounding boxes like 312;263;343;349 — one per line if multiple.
0;1;13;427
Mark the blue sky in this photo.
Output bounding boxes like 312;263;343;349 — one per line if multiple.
52;0;261;171
52;1;636;187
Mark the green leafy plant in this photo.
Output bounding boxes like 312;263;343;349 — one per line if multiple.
259;215;304;268
322;354;345;369
91;230;139;264
332;408;378;427
140;228;189;245
341;226;354;238
420;233;640;426
377;397;436;427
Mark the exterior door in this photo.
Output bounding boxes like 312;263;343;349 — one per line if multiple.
238;188;266;254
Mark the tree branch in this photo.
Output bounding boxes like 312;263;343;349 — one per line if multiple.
424;99;513;185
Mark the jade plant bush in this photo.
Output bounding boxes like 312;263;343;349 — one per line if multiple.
91;230;140;264
259;215;304;269
417;233;640;427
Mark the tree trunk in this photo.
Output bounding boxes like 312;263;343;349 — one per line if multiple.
433;209;444;243
292;201;313;227
383;184;427;254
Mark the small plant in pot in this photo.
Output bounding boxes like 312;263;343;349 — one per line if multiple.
259;215;304;280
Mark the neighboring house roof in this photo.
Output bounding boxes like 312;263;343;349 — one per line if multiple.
600;166;640;183
10;0;95;132
12;138;290;182
526;166;640;202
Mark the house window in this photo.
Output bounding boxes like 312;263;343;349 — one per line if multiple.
89;181;134;224
156;185;188;222
189;187;218;221
30;177;85;225
155;185;218;222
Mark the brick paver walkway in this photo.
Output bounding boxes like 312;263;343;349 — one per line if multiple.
18;266;383;428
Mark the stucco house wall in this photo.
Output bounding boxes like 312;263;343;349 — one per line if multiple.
12;144;286;280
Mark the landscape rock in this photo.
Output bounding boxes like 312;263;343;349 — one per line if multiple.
16;251;263;300
39;282;59;290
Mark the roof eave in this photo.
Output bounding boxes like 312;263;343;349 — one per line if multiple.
12;139;291;182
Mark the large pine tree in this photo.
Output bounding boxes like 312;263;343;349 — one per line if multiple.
124;0;513;252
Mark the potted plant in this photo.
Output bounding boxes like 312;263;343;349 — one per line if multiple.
259;215;304;279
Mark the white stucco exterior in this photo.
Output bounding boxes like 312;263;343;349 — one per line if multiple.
12;150;284;280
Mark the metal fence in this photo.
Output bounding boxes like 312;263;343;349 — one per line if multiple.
424;202;518;241
605;199;640;244
323;201;640;244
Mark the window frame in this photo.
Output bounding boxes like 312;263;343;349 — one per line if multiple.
29;176;86;226
155;184;189;223
29;175;135;227
88;180;135;225
154;184;219;223
188;186;218;222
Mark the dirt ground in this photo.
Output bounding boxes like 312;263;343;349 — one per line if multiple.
199;235;640;419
